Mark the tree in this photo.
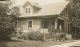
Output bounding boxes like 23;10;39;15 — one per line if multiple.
70;0;80;28
0;0;16;40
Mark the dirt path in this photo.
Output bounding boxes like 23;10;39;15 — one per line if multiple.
50;40;80;47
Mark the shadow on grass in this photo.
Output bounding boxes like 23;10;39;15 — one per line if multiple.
0;39;23;47
0;39;8;47
0;39;23;42
6;40;23;42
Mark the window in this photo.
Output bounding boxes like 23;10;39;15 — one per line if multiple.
60;11;63;16
62;12;64;16
41;20;48;28
26;8;30;14
26;8;28;14
65;8;68;15
15;20;18;27
28;21;32;28
29;8;30;14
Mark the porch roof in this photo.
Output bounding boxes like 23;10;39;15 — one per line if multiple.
16;15;58;19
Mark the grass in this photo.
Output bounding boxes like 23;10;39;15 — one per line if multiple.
0;39;75;47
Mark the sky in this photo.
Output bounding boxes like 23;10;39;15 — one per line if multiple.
15;0;65;6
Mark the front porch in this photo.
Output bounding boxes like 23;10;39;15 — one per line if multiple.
39;18;64;34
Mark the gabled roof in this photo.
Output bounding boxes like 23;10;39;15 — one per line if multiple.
23;1;41;9
17;1;70;18
34;1;69;16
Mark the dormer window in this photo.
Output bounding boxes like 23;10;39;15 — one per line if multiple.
29;8;30;13
26;8;31;14
26;8;28;14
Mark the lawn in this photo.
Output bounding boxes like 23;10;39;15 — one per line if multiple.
0;39;75;47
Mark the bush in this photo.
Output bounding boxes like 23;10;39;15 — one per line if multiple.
0;27;16;40
17;31;47;41
17;31;67;41
28;32;45;41
16;32;29;40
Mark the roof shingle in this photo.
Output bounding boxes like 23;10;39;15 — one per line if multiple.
34;1;69;16
17;1;69;18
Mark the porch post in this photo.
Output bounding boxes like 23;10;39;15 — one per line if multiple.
16;20;18;29
16;20;19;33
55;19;58;31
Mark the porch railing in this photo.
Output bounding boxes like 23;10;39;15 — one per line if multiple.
38;28;49;34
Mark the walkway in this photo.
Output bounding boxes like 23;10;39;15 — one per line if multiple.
50;40;80;47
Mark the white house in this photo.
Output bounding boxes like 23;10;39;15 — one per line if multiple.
13;1;70;34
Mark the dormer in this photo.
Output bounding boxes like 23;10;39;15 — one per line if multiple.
23;1;41;15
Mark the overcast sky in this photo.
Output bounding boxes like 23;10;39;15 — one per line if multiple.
15;0;65;5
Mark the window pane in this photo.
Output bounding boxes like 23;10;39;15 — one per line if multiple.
28;21;32;28
26;8;28;14
66;8;67;15
15;20;17;27
29;8;30;14
41;20;48;28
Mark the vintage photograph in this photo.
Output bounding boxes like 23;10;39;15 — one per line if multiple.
0;0;80;47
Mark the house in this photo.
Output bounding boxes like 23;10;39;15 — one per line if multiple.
14;1;70;34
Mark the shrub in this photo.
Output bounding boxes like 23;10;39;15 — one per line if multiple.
17;31;48;41
18;31;67;41
28;32;45;41
0;26;16;40
17;32;29;40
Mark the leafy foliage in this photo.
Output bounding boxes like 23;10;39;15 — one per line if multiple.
0;1;16;39
70;0;80;28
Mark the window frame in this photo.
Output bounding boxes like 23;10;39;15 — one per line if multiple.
28;8;30;14
41;20;48;28
28;20;33;28
26;7;31;14
26;8;28;14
